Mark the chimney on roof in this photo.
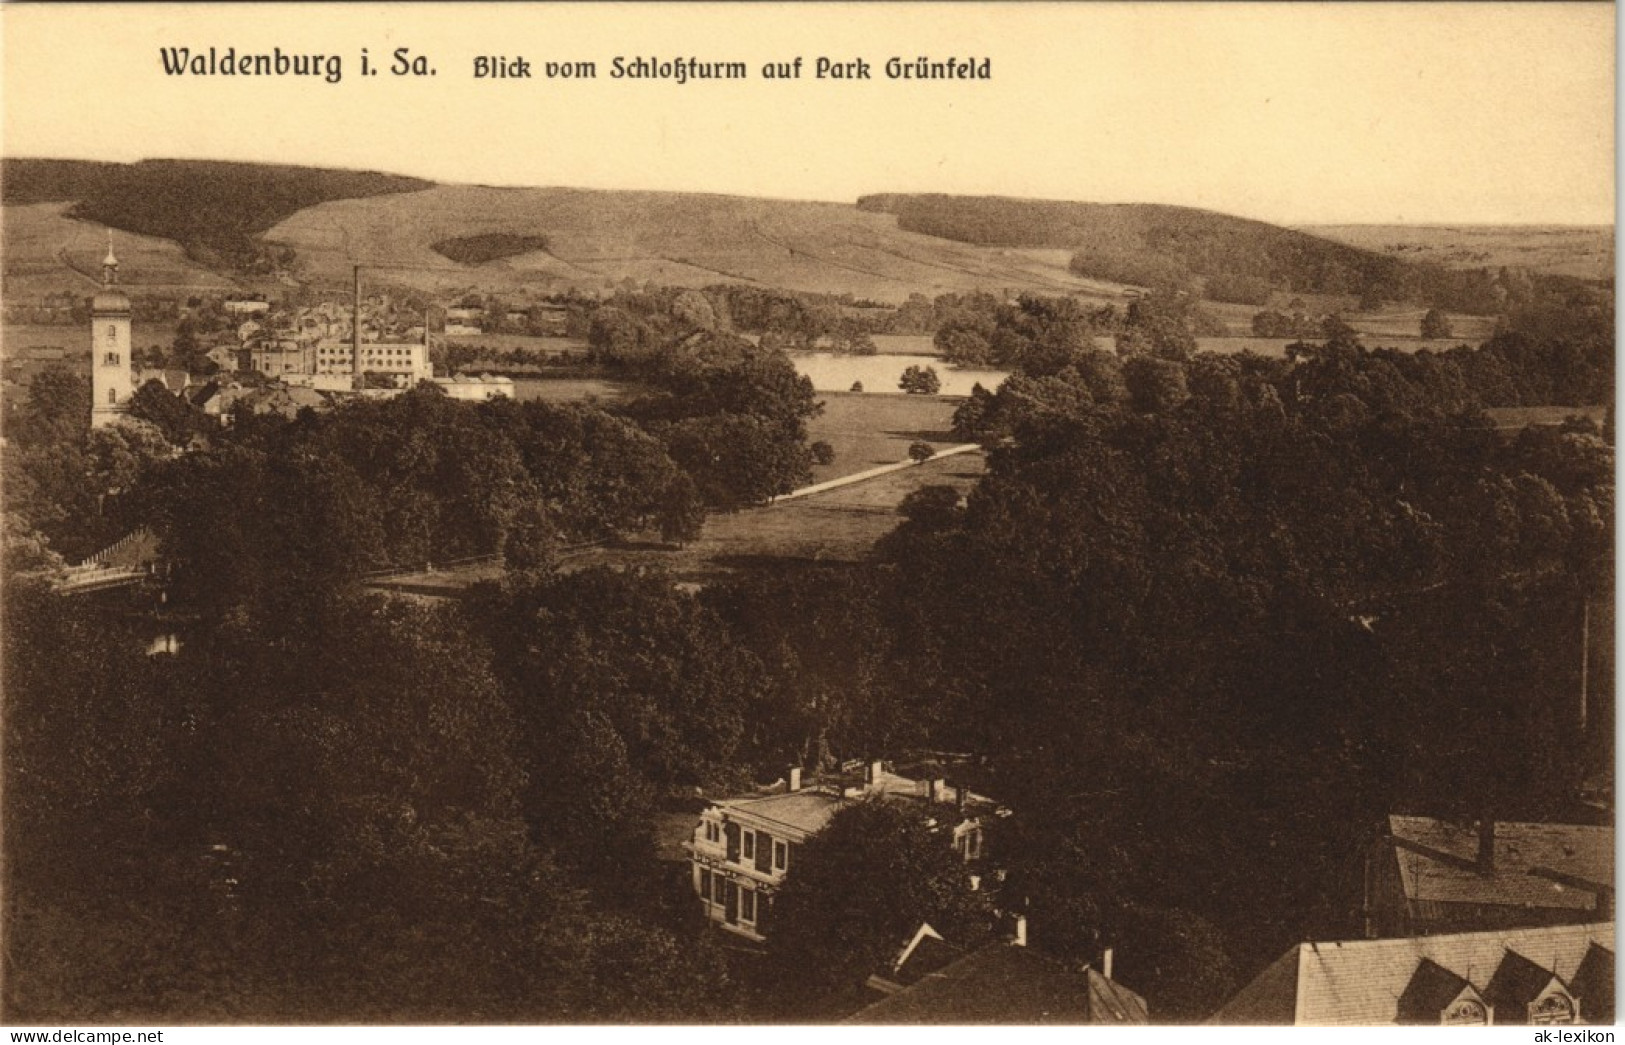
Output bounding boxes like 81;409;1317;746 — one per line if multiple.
867;760;884;788
1013;914;1027;947
1477;817;1496;875
928;778;946;803
1102;947;1114;980
788;766;802;793
956;784;967;815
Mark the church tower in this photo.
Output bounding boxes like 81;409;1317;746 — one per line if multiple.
90;233;133;429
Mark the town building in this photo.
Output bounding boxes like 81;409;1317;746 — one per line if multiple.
686;761;1002;942
312;339;432;387
847;922;1149;1025
206;344;243;372
247;338;312;379
1366;815;1613;938
90;237;133;429
1211;921;1613;1025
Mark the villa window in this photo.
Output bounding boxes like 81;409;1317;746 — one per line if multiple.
740;888;756;923
742;830;756;862
699;868;712;903
773;840;788;871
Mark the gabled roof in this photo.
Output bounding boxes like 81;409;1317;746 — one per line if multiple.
1396;958;1476;1023
886;924;964;987
1570;943;1614;1024
1084;967;1151;1024
1389;815;1612;910
1211;922;1613;1026
846;943;1148;1025
1485;949;1569;1014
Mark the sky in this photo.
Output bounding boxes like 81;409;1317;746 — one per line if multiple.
2;2;1615;226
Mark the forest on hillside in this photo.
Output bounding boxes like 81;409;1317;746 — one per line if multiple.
1;159;432;273
858;193;1567;313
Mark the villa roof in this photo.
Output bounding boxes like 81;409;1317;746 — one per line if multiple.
1212;922;1613;1025
717;766;1001;838
847;943;1148;1025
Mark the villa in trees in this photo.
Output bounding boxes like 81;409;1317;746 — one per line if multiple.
685;761;1003;941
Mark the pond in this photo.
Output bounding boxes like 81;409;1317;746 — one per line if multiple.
788;352;1009;397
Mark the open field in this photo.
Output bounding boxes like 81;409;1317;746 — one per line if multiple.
804;392;962;484
2;322;178;358
1347;309;1498;342
2;203;239;299
1201;297;1499;340
1484;405;1608;430
265;186;1133;304
1193;335;1480;357
1302;224;1614;282
558;450;987;582
868;335;938;356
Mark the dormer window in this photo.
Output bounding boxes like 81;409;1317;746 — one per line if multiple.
1442;998;1489;1026
1529;992;1577;1025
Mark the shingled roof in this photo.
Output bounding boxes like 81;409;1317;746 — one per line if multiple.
1211;922;1613;1025
1389;815;1612;911
847;941;1148;1025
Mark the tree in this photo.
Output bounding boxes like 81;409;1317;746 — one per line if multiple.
1421;308;1454;340
657;473;707;546
896;484;963;531
7;365;89;448
129;379;209;446
1121;355;1190;413
768;800;992;1002
474;568;767;792
907;441;936;463
899;365;941;395
810;440;836;466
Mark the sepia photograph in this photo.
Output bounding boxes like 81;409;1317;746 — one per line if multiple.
0;1;1615;1030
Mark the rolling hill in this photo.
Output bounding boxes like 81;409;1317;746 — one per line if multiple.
264;185;1129;303
1;158;431;273
2;159;1607;310
856;194;1539;312
1302;224;1615;283
3;202;238;297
